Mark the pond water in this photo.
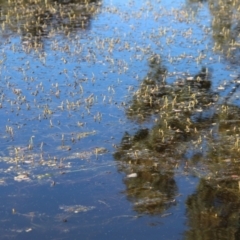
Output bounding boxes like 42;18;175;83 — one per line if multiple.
1;0;240;239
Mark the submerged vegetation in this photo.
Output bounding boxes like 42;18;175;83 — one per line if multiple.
0;0;240;238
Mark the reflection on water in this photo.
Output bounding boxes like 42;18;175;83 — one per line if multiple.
114;51;240;235
114;54;216;214
186;178;240;240
1;0;240;238
184;103;240;239
188;0;240;62
0;0;101;48
115;130;178;215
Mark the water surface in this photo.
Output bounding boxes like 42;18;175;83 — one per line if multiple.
0;0;240;239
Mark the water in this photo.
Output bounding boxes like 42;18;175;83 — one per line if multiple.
0;0;240;239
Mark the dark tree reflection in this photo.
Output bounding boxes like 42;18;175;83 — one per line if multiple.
0;0;102;48
114;54;218;215
187;0;240;62
114;130;178;215
184;104;240;240
186;178;240;240
115;52;240;224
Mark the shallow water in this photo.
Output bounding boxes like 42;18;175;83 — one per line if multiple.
1;0;240;239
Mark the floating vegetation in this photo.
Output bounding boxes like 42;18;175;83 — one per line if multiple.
0;0;102;50
0;178;6;185
76;131;97;139
1;0;240;238
10;227;32;233
36;173;52;179
59;205;95;213
14;173;31;182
